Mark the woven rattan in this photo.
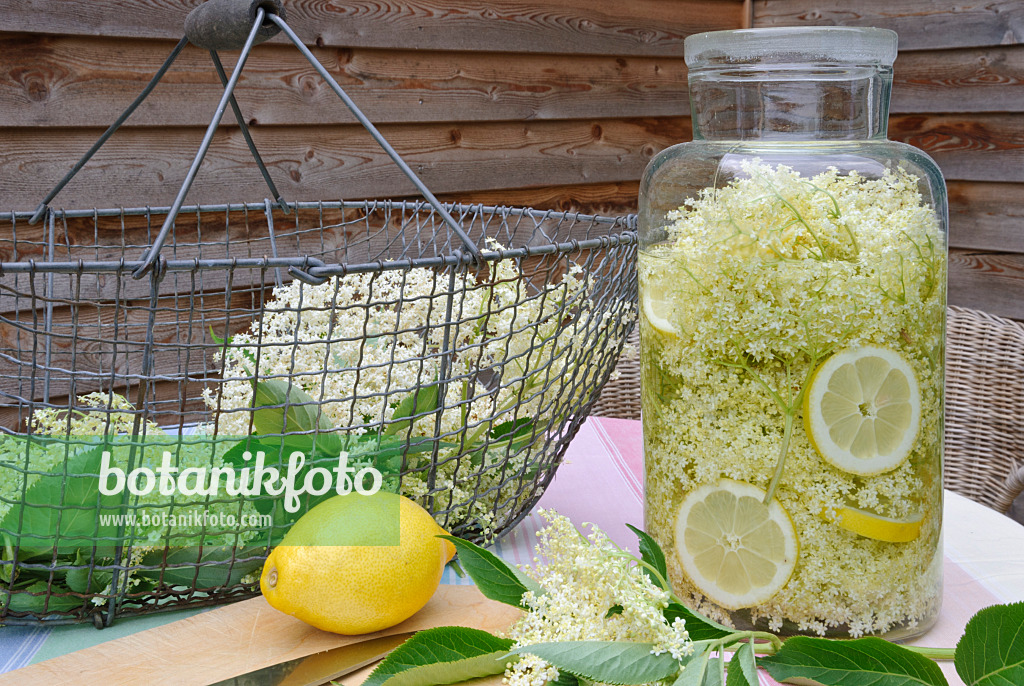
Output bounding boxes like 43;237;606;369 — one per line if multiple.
944;305;1024;514
593;306;1024;515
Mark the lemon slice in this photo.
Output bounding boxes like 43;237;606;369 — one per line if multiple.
826;504;924;543
803;346;921;476
674;479;798;610
640;282;679;336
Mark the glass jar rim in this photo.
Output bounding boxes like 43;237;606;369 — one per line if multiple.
685;27;898;69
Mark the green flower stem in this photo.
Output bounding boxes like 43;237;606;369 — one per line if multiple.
724;631;783;654
606;552;673;593
763;412;794;505
902;645;956;661
692;630;785;655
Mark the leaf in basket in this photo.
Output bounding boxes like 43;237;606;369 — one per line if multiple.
362;626;513;686
1;580;86;614
384;383;441;437
348;433;460;482
65;560;114;595
208;325;233;351
955;601;1024;686
438;535;543;608
135;545;265;589
347;434;424;474
0;443;123;559
250;379;342;457
210;326;257;373
490;417;533;441
220;434;282;469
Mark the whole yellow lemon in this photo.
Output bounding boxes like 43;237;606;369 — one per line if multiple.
259;491;456;634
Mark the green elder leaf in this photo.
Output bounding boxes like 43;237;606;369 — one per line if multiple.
513;641;681;685
663;602;734;643
673;646;710;686
625;523;669;591
725;642;758;686
955;602;1024;686
704;657;724;686
383;383;440;437
362;626;512;686
439;535;543;608
550;672;580;686
0;444;123;558
490;417;534;442
65;549;113;594
760;636;948;686
1;580;85;614
250;378;342;456
136;545;265;588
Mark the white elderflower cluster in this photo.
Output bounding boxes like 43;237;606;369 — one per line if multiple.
28;392;159;437
204;255;623;533
505;511;692;686
642;161;946;636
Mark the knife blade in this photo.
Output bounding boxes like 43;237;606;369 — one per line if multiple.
207;631;415;686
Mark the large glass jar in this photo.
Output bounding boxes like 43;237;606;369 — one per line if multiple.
639;27;946;640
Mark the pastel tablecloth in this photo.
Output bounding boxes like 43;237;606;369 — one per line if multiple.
2;416;1023;686
452;417;1024;686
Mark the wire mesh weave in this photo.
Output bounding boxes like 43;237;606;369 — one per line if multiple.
0;200;638;625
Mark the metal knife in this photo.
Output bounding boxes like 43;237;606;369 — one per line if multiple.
208;631;416;686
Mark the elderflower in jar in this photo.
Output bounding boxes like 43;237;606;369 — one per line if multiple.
639;27;946;639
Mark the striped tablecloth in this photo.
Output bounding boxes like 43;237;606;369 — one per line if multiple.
3;416;1023;685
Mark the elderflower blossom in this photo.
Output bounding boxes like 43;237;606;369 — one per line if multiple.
204;253;626;534
504;511;692;686
642;161;946;636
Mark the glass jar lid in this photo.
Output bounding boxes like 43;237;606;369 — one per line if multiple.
685;27;898;68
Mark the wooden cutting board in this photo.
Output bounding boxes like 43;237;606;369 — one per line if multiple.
3;585;521;686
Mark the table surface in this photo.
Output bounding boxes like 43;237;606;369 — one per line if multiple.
2;416;1023;686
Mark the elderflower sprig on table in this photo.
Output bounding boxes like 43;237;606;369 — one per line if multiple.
506;511;693;685
365;512;1024;686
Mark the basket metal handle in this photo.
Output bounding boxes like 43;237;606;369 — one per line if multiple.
184;0;285;50
28;0;483;275
27;0;288;227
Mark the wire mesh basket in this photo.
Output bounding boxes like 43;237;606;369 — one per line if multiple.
0;0;638;626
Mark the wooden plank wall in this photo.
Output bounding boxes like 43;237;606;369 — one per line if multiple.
0;0;748;216
2;0;1021;319
752;0;1024;321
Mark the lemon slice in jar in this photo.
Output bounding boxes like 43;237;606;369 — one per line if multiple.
674;479;798;610
803;346;921;476
825;504;924;543
640;282;679;336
